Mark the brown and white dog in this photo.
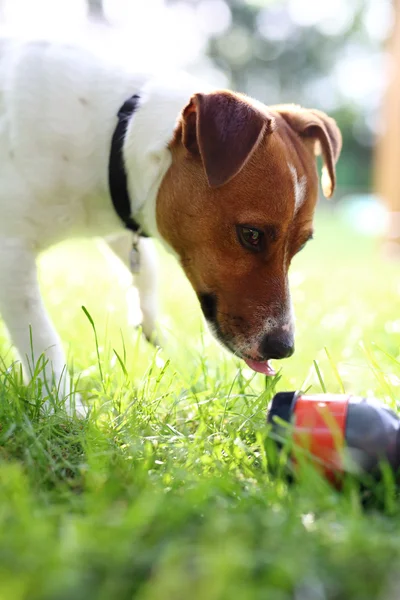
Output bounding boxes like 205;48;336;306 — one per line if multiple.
0;40;341;413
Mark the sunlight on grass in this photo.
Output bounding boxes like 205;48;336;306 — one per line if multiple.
0;208;399;599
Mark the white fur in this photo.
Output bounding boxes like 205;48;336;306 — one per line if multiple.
288;162;307;214
0;39;209;414
281;294;295;334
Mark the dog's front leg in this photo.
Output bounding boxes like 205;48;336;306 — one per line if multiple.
0;238;83;415
135;236;159;344
104;233;159;344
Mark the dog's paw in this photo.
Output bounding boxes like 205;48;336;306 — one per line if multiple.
143;330;162;348
134;322;162;348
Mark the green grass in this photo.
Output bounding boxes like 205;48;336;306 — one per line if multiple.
0;208;400;599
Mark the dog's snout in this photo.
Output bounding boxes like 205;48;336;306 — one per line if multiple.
198;292;217;325
259;331;294;360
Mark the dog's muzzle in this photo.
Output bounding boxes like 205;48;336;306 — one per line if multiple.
198;292;294;362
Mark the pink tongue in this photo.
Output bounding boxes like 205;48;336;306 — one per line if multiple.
243;359;276;376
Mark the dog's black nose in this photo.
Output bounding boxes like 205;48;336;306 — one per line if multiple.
259;331;294;360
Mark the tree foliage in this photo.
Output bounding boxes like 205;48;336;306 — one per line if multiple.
167;0;389;192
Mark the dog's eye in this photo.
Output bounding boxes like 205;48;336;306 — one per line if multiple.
237;226;264;252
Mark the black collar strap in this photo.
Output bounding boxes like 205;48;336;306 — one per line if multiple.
108;94;149;237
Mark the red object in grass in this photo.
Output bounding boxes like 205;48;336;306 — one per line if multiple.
267;391;400;484
292;394;350;482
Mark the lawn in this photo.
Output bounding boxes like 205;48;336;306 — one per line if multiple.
0;206;399;600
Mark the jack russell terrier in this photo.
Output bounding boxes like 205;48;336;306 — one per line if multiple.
0;40;342;414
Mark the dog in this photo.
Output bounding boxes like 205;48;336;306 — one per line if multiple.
0;39;341;414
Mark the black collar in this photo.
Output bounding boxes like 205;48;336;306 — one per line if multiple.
108;94;149;237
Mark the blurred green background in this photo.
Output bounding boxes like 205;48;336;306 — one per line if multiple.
1;0;391;196
165;0;387;194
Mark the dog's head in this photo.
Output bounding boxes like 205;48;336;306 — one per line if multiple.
156;90;341;374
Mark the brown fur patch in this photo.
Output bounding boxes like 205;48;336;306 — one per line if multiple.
156;92;341;360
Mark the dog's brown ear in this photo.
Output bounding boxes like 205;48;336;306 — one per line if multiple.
277;105;342;198
181;91;273;188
